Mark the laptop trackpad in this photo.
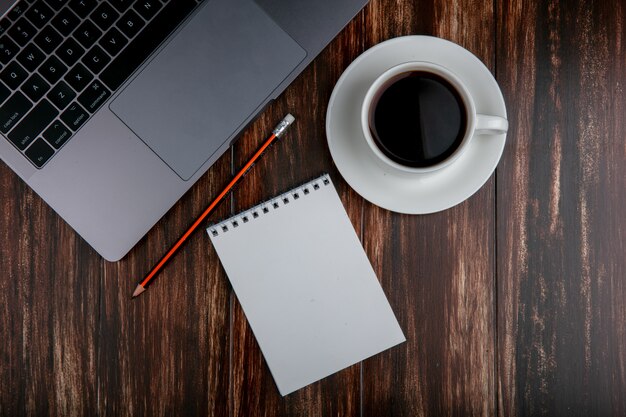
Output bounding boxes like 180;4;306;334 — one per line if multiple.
110;0;306;180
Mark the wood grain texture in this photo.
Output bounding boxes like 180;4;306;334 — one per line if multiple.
496;0;626;415
0;163;99;416
360;1;496;416
1;0;626;415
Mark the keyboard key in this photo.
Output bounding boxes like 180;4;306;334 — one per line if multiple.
39;55;67;83
78;80;110;113
1;61;28;89
51;7;80;36
117;9;144;39
109;0;134;13
65;63;93;92
82;45;110;74
69;0;97;19
0;82;10;104
56;38;85;66
8;18;36;46
8;3;28;21
0;92;32;134
8;99;58;150
74;20;102;48
100;27;127;56
43;120;71;148
60;102;88;131
34;25;62;54
47;81;75;109
21;73;50;101
134;0;161;21
43;0;66;11
25;137;55;167
25;1;54;29
92;3;120;31
17;43;45;72
0;19;9;36
101;0;196;91
0;36;20;64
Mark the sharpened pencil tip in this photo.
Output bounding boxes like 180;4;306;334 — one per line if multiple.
132;284;146;298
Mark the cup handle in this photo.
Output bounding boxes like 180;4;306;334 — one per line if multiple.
475;114;509;135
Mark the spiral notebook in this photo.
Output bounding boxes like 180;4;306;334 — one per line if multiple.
207;174;405;396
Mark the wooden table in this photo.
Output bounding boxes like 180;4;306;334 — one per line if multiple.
1;0;625;415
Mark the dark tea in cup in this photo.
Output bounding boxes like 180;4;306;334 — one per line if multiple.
367;71;468;168
361;61;508;175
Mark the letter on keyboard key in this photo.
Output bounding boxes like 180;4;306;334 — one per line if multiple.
57;38;86;67
39;56;68;84
64;63;93;92
134;0;162;21
1;61;28;90
34;26;63;54
74;20;103;49
101;0;196;91
100;27;128;56
69;0;97;19
17;43;46;72
117;10;145;39
48;81;76;110
51;8;80;37
8;100;58;150
25;138;55;168
82;45;110;74
78;80;110;113
92;3;121;31
0;92;32;134
22;73;51;102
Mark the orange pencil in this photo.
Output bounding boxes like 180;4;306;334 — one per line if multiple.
132;114;295;298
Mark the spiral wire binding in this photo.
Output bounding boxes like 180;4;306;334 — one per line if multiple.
208;174;332;237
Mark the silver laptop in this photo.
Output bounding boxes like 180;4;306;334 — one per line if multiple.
0;0;368;261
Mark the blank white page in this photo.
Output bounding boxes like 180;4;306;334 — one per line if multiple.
208;174;405;396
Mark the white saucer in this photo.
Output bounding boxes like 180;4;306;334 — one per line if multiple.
326;36;507;214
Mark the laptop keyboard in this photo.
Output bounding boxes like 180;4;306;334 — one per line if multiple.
0;0;200;168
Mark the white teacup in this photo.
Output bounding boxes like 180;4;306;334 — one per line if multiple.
361;61;508;175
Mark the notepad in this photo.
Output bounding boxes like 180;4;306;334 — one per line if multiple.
207;174;405;396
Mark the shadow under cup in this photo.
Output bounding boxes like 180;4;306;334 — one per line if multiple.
367;70;469;169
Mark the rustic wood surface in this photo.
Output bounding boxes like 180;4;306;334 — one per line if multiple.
1;0;624;416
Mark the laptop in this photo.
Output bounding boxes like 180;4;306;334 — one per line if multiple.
0;0;368;261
